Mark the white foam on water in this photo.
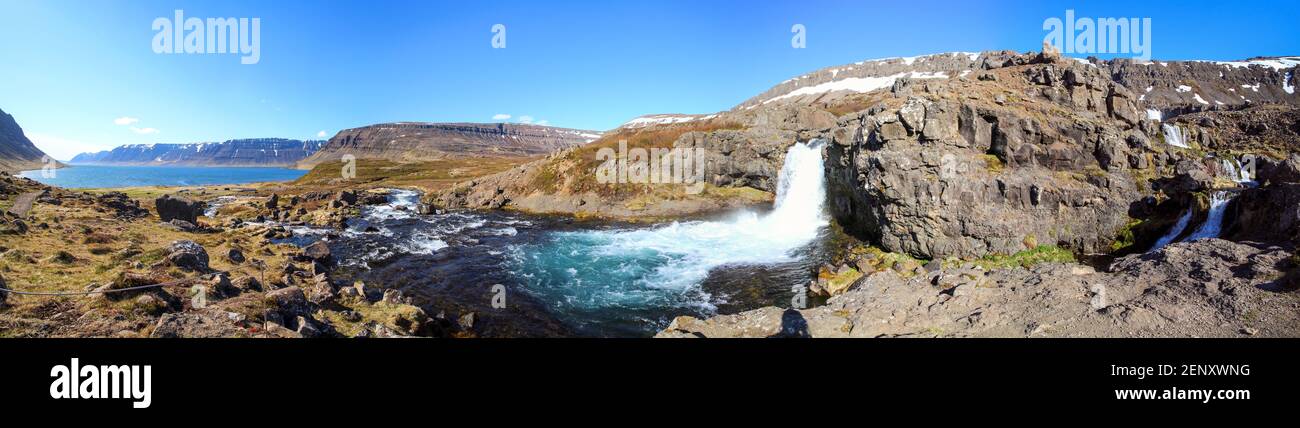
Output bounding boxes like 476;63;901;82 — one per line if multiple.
544;140;828;305
1149;207;1193;252
1220;157;1254;184
366;189;421;221
1185;191;1233;241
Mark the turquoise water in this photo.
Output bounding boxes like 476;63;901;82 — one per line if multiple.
18;165;307;189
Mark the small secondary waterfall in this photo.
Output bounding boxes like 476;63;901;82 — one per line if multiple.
1150;207;1193;251
1184;191;1232;241
1163;124;1190;148
1220;157;1254;184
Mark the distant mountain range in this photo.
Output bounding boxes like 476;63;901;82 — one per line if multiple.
70;139;325;167
0;108;58;173
295;122;602;169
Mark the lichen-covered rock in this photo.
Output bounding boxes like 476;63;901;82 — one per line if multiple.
163;240;209;271
265;286;310;317
151;309;251;338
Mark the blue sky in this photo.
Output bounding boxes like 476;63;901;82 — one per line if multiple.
1;0;1297;160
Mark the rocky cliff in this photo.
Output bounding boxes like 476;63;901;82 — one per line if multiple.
818;52;1298;259
295;122;602;169
71;139;324;167
650;51;1300;338
438;51;1298;259
0;108;57;173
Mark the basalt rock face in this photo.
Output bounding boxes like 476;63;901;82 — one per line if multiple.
674;106;837;192
70;139;325;167
1159;104;1300;158
823;53;1159;259
1226;154;1300;244
296;122;601;169
0;108;57;173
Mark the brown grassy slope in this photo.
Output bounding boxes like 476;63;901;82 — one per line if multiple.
294;157;530;193
523;119;746;198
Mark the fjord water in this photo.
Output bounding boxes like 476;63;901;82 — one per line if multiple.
19;165;307;189
323;142;833;336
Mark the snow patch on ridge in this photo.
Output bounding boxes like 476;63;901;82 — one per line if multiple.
761;71;949;104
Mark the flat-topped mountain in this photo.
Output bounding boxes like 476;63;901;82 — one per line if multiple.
295;122;602;169
0;108;57;173
70;139;325;167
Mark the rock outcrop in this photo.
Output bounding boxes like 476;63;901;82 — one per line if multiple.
163;240;210;272
155;194;205;224
824;53;1155;258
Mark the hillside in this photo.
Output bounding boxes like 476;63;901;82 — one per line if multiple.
70;139;325;167
434;51;1300;227
295;122;602;169
0;108;57;173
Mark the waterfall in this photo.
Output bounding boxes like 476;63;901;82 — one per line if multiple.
1163;124;1190;148
1219;157;1254;184
1184;191;1232;241
512;140;829;316
1149;207;1193;251
1146;108;1162;121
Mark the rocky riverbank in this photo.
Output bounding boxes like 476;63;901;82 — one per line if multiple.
657;239;1299;338
0;173;459;338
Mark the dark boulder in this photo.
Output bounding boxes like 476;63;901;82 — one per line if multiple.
155;195;205;224
265;286;310;317
163;240;209;271
225;248;245;264
297;240;333;265
94;192;149;219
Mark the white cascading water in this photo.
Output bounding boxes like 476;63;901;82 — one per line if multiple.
592;140;827;285
1220;157;1254;184
1184;191;1232;241
522;140;829;311
1149;207;1193;251
1163;124;1190;148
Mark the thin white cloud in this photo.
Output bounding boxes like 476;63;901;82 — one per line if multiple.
535;120;549;126
492;114;511;120
129;127;159;135
517;115;534;124
113;116;139;125
317;130;328;138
